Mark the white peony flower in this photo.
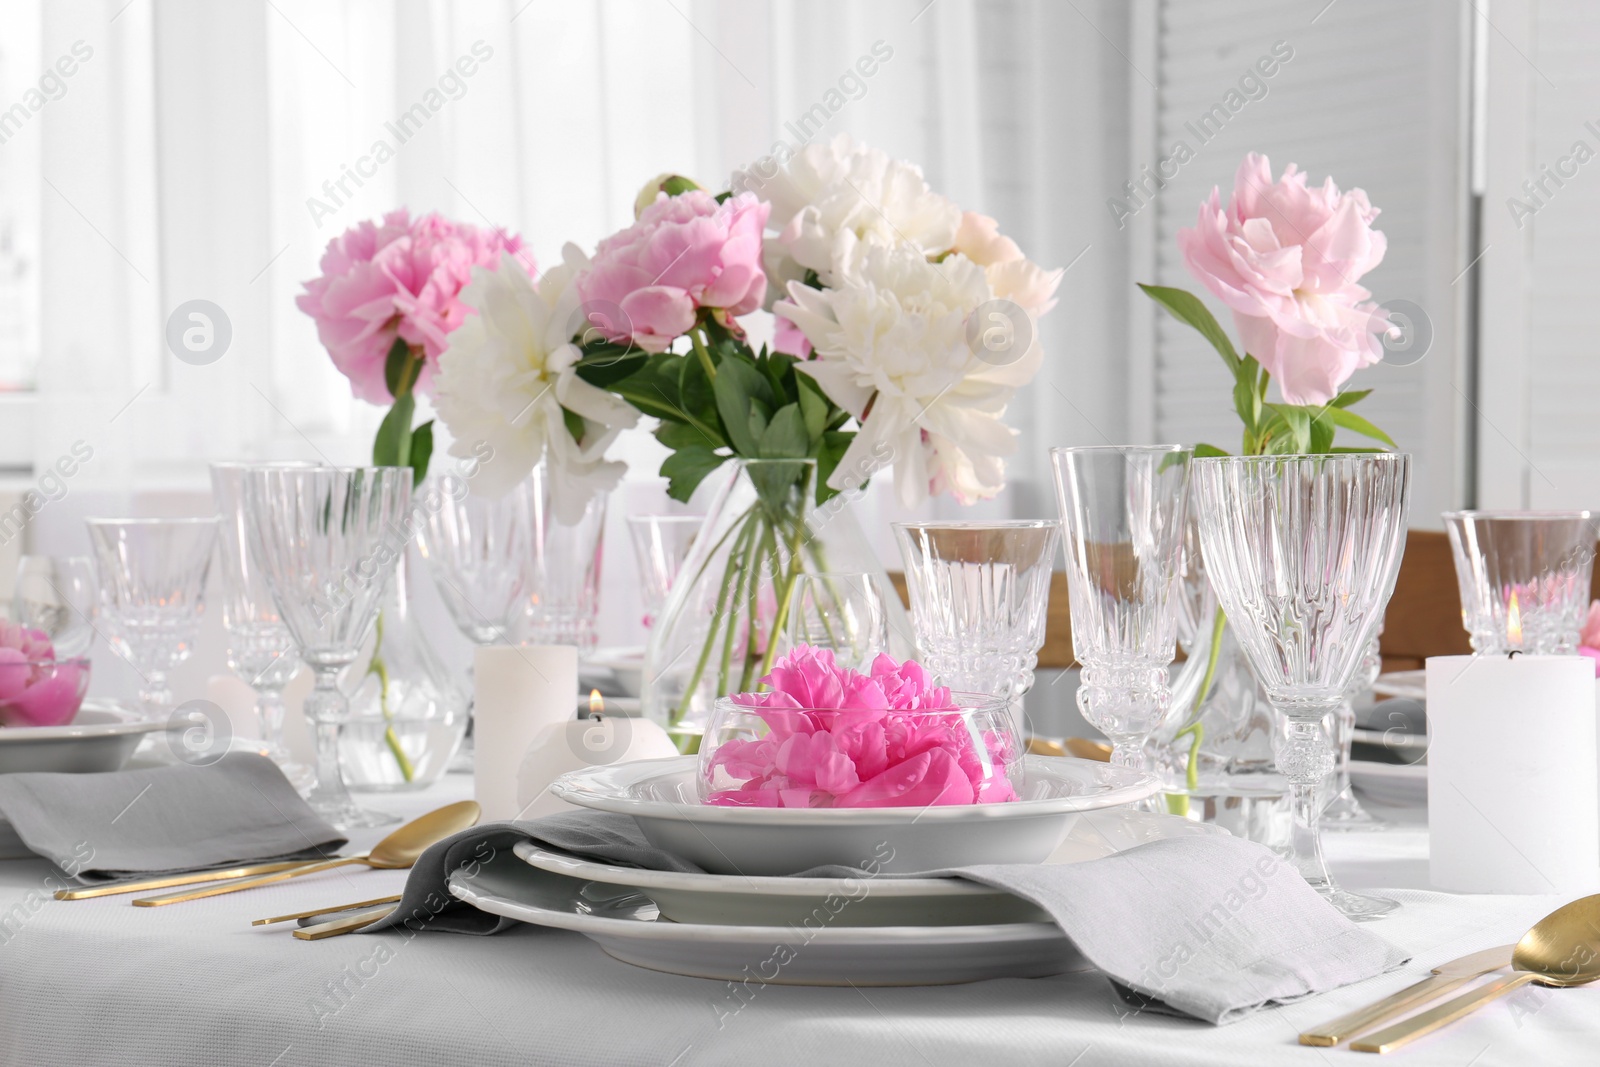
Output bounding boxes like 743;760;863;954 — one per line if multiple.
733;134;962;294
774;244;1042;508
433;247;639;524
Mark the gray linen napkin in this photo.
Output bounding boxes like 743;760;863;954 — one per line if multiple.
360;810;1407;1024
0;752;346;881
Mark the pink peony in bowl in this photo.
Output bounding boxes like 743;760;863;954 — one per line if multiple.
0;657;92;729
698;646;1022;808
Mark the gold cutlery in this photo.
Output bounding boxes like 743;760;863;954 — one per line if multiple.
55;859;324;901
293;905;397;940
1298;944;1512;1046
252;894;402;926
1351;894;1600;1053
131;800;481;906
1026;737;1113;762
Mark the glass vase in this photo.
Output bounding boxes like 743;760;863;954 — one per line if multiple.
641;458;910;751
339;553;469;790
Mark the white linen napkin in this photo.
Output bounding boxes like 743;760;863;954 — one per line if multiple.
358;810;1406;1024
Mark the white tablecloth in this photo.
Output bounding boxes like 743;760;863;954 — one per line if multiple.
0;774;1592;1067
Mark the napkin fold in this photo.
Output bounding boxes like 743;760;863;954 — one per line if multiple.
0;752;346;881
361;810;1407;1024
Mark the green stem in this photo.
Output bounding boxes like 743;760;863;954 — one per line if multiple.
759;500;810;678
367;614;415;783
716;517;759;700
690;328;717;382
673;508;758;728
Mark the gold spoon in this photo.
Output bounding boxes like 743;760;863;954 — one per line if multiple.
131;800;481;907
1351;894;1600;1053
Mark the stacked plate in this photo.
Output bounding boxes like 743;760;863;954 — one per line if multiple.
447;754;1214;986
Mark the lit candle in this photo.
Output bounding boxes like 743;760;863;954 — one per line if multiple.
515;697;679;820
1427;653;1600;894
1506;589;1523;650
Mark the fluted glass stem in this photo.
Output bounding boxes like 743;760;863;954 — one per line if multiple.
139;671;170;720
303;664;397;830
1278;713;1336;890
1077;663;1170;773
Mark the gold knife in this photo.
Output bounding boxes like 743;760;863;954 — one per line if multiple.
292;905;396;940
253;895;402;926
1298;944;1513;1047
54;860;328;901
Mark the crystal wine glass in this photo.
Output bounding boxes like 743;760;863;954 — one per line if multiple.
85;518;218;717
209;462;311;789
1050;446;1191;770
520;460;608;651
242;465;411;830
893;520;1061;736
1442;510;1596;653
627;514;703;629
12;555;97;658
782;571;891;671
1190;453;1410;919
417;472;536;645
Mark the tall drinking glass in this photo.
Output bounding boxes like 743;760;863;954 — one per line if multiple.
1191;453;1410;919
86;518;218;716
521;460;607;651
1442;510;1596;653
242;466;411;830
210;463;310;788
627;515;703;629
417;472;536;645
1050;446;1191;770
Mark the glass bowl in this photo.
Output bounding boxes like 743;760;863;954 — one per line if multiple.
0;658;92;728
699;694;1022;808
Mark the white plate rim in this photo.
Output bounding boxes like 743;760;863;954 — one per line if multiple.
447;865;1064;947
550;754;1160;825
0;701;166;744
512;839;994;898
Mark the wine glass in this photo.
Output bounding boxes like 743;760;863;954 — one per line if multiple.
627;514;703;629
85;518;218;717
209;463;311;789
781;572;890;671
520;459;608;651
1190;453;1410;919
417;472;536;645
12;556;96;657
1049;446;1191;770
242;465;411;831
1442;510;1596;653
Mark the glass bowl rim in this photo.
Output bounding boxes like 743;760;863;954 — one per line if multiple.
1441;509;1594;521
712;693;1014;715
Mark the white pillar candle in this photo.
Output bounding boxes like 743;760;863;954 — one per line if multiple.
474;645;577;822
515;715;679;820
1427;654;1600;894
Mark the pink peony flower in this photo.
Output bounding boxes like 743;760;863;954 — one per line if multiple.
0;623;86;728
297;210;533;404
1177;153;1390;406
576;190;770;353
704;646;1018;809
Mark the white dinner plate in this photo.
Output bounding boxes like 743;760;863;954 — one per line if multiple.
582;647;646;697
550;755;1162;875
1349;759;1427;807
448;852;1087;986
514;806;1222;927
0;701;168;774
1372;670;1427;702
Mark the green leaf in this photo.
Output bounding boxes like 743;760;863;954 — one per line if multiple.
796;373;830;442
747;403;769;446
661;446;728;503
1328;389;1371;409
573;348;648;388
1309;408;1335;454
814;430;856;505
1138;284;1241;372
1192;442;1231;458
409;419;434;484
1232;357;1262;433
1267;404;1312;453
383;338;414;399
661;175;700;197
372;393;415;468
713;357;772;456
562;406;586;444
759;403;809;459
1323;406;1397;448
656;421;711;451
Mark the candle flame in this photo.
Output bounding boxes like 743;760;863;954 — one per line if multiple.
589;689;605;717
1507;590;1523;647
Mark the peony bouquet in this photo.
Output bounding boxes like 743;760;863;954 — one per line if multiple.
0;621;88;728
702;645;1020;808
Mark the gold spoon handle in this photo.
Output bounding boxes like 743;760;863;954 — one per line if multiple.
293;905;396;940
1350;973;1539;1053
1300;973;1477;1046
54;860;324;900
132;854;366;907
253;895;402;926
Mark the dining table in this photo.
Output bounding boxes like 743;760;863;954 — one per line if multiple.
0;755;1591;1067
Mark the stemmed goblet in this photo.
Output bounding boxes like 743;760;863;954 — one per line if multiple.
86;518;218;717
242;465;411;831
1190;453;1410;919
627;514;703;630
210;463;312;790
417;472;536;645
1050;446;1191;770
